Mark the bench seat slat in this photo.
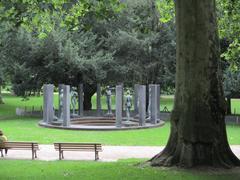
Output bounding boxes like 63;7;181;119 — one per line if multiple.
6;146;39;149
54;146;102;148
54;144;101;146
54;146;101;148
5;143;38;146
5;145;39;148
5;144;39;146
55;149;100;152
55;148;102;150
5;148;39;150
54;143;101;145
54;147;102;151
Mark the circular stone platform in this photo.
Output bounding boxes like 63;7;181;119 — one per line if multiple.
38;117;165;131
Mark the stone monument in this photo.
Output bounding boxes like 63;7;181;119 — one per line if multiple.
71;88;78;117
106;86;113;115
125;90;132;122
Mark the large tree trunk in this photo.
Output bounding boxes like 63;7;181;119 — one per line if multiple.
83;83;97;110
0;85;4;104
150;0;240;168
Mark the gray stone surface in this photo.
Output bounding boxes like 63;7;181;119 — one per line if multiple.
97;84;102;116
106;86;113;115
149;84;158;124
147;86;151;117
125;91;132;122
134;84;140;114
157;84;160;119
78;84;84;116
43;84;54;124
58;84;64;118
71;89;78;116
116;85;123;127
63;85;70;127
139;85;146;126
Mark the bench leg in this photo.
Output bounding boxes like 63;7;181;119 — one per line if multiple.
5;148;8;155
95;151;99;161
32;151;34;160
61;151;64;159
35;150;37;158
0;150;3;157
59;151;61;160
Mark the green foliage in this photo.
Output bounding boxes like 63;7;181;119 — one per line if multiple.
224;69;240;98
156;0;174;23
105;0;176;89
1;26;115;95
222;39;240;71
0;0;124;37
217;0;240;72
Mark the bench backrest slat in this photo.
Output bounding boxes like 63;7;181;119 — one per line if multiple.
54;143;102;151
4;142;39;150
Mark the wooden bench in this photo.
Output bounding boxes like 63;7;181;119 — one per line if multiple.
54;143;102;160
1;141;39;160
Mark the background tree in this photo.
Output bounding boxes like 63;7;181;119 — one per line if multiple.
150;0;240;168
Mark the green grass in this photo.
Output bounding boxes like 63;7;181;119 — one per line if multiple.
0;159;240;180
0;117;170;145
1;93;240;145
231;99;240;115
0;92;174;117
0;117;240;145
1;93;240;117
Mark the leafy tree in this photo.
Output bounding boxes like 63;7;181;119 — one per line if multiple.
103;0;176;90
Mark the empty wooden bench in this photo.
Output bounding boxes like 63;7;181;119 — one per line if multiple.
54;143;102;160
1;141;39;160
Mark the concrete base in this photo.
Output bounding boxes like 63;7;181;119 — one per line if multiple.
38;118;165;131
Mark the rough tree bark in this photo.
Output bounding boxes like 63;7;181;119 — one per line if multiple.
150;0;240;168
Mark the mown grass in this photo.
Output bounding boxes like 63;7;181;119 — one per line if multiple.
0;92;174;117
0;93;240;145
0;117;240;145
0;159;240;180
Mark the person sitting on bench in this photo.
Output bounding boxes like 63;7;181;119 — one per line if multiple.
0;130;8;156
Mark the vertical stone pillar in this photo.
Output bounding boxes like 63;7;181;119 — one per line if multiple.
58;84;64;118
157;84;161;120
43;84;54;124
115;85;123;128
96;84;102;116
134;84;140;114
149;84;158;124
63;85;70;127
139;85;146;126
147;86;151;117
78;84;84;117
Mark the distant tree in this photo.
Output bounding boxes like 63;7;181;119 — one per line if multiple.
102;0;176;90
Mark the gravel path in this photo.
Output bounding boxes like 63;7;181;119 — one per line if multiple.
2;145;240;162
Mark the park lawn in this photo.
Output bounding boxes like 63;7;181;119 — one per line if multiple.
0;117;240;145
0;92;174;117
0;159;240;180
231;99;240;115
1;93;240;117
0;117;170;145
